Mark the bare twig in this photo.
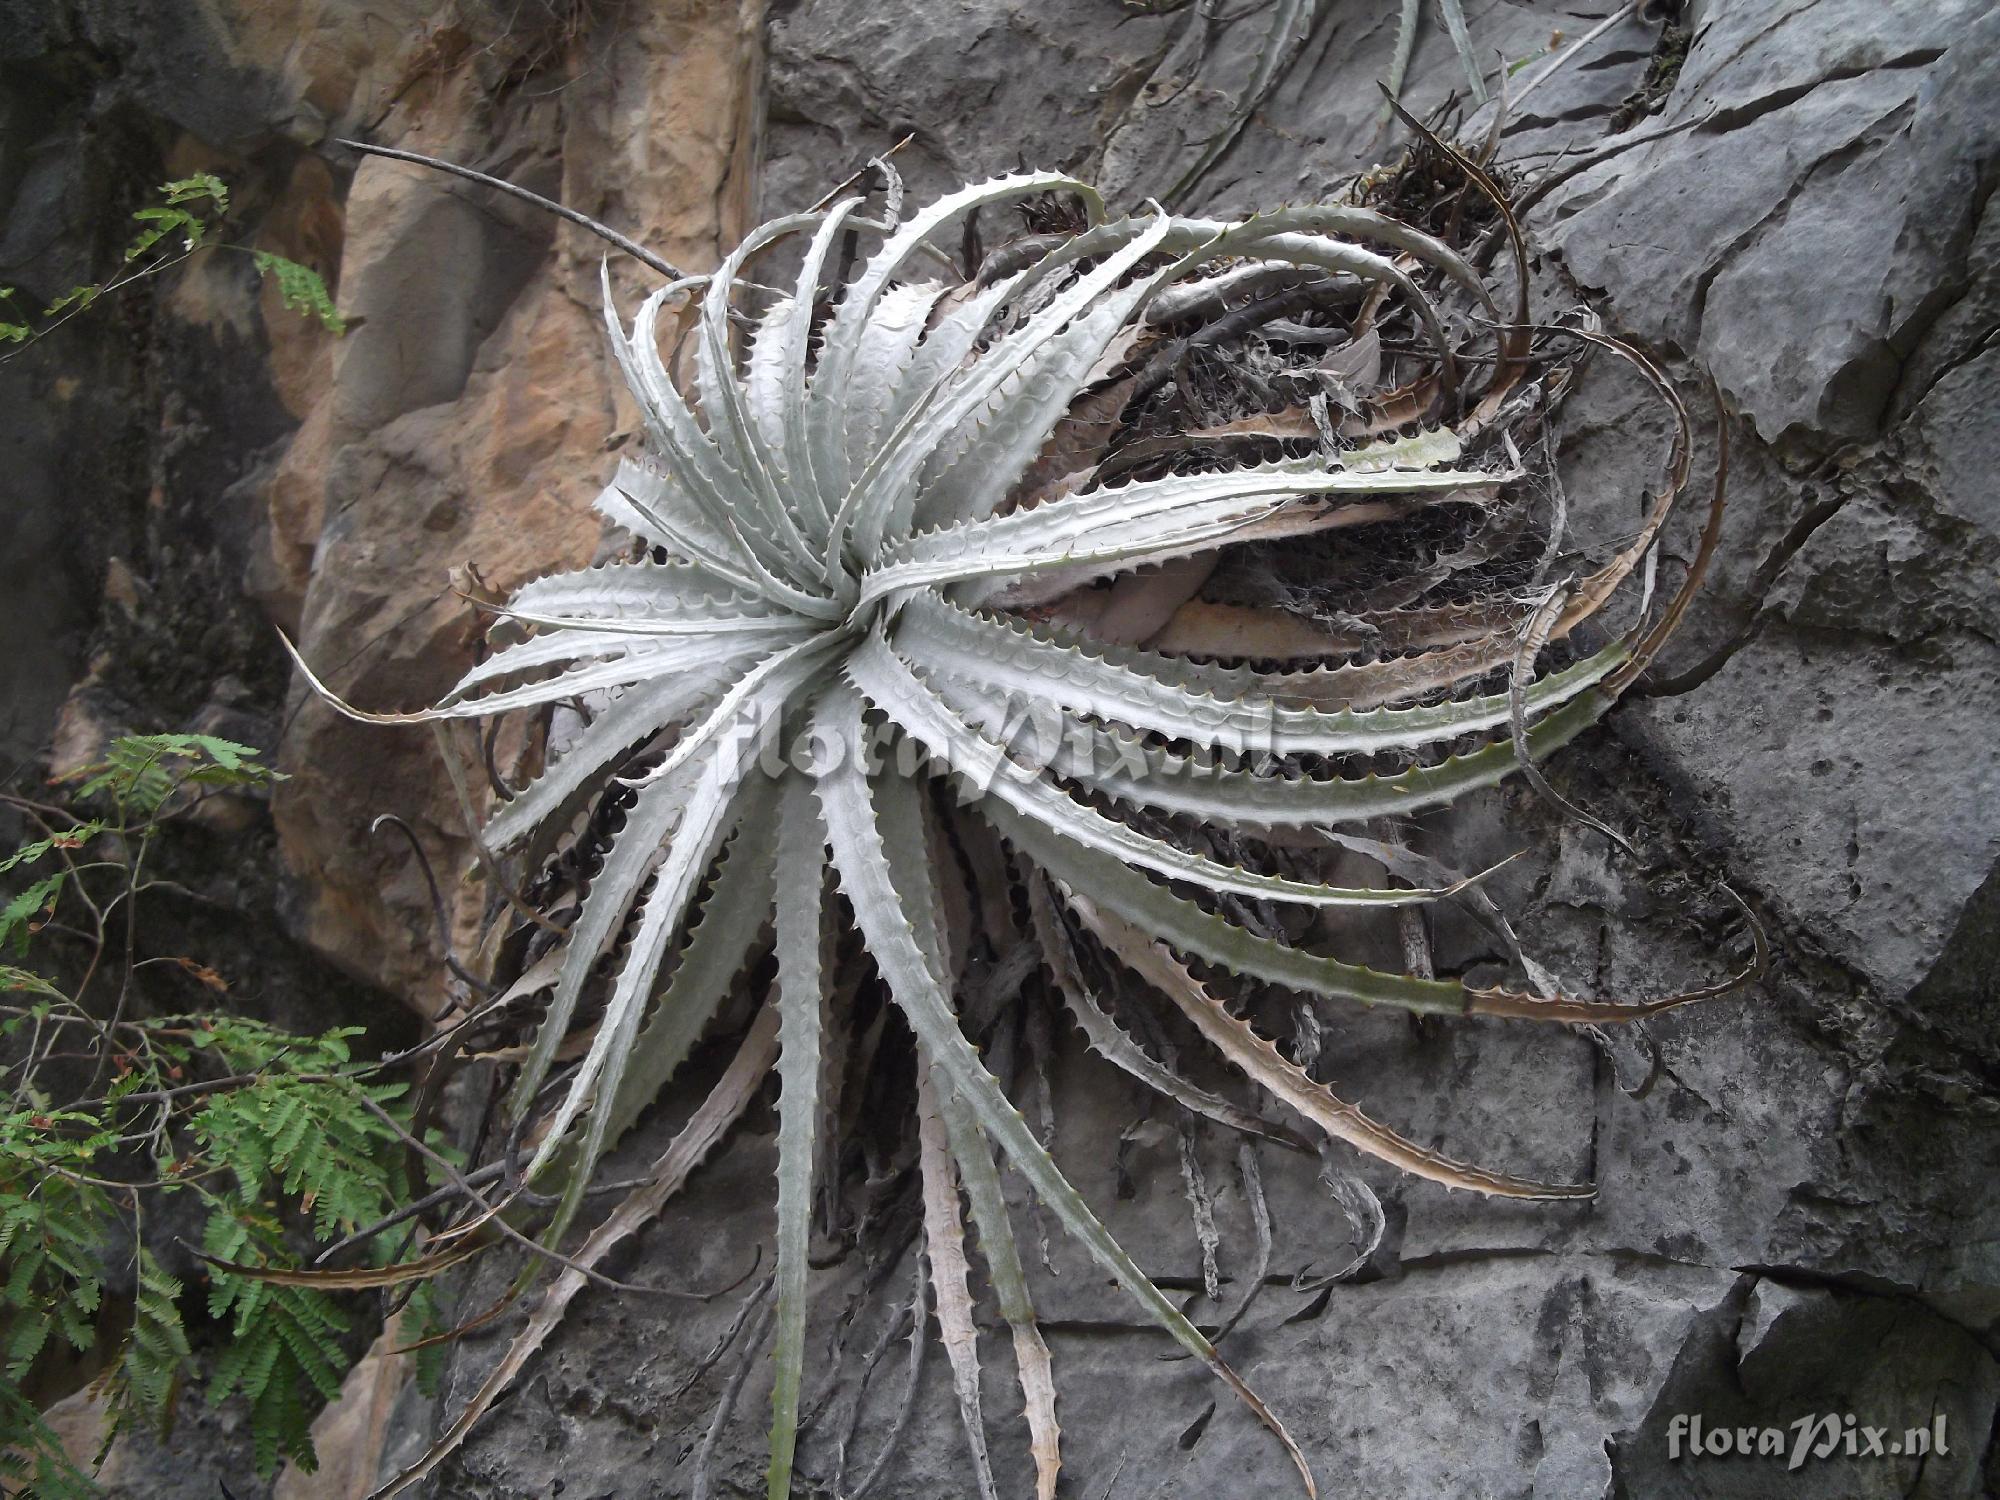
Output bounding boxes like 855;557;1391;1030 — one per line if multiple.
332;138;688;280
807;133;916;213
430;722;568;938
668;1272;777;1404
310;1154;680;1266
1472;109;1711;271
846;1257;931;1500
690;1297;777;1500
371;814;494;995
1213;1141;1275;1345
821;1260;918;1488
354;1096;714;1298
1632;478;1843;699
1466;0;1644;132
1509;580;1641;858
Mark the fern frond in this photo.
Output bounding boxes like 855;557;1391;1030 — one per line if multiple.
251;250;346;332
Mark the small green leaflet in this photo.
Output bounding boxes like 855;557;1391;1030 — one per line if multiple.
252;251;346;333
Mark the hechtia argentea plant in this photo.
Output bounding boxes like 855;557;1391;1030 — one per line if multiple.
296;165;1757;1497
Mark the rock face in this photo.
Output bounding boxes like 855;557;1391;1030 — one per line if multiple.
4;0;765;1016
3;0;1996;1496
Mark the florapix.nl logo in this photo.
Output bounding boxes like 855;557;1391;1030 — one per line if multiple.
1666;1412;1950;1472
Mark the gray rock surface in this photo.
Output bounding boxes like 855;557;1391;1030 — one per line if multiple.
4;0;1996;1496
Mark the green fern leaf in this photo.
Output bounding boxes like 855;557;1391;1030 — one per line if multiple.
251;251;346;333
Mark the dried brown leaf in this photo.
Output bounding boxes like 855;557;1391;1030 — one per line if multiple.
915;1056;999;1500
1069;894;1594;1201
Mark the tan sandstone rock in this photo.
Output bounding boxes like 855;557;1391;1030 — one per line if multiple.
262;0;766;1014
